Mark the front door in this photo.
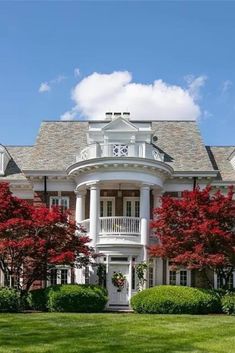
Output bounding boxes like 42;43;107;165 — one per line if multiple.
107;264;129;306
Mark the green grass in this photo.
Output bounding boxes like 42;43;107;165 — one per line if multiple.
0;313;234;353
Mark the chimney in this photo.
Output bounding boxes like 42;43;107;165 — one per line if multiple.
123;112;130;120
113;112;122;118
105;112;113;120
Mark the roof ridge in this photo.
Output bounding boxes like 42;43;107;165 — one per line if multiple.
42;120;88;123
41;119;197;123
207;145;235;148
5;145;34;147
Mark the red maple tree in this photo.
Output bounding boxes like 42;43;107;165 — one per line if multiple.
150;186;235;289
0;183;94;291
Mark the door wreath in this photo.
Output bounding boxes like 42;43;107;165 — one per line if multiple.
112;272;126;292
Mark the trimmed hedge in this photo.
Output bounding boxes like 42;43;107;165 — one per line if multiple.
30;288;50;311
131;285;221;314
30;285;108;312
222;293;235;315
0;287;22;312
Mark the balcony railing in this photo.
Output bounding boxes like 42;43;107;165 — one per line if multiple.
78;142;164;162
100;216;140;235
80;217;140;236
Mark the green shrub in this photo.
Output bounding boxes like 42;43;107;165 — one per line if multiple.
47;284;108;313
0;287;22;312
222;293;235;315
131;285;221;314
30;288;50;311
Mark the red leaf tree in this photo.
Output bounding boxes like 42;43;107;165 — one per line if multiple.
150;186;235;289
0;183;94;291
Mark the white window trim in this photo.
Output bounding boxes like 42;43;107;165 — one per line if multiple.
214;271;235;289
100;197;115;217
148;259;157;288
167;262;191;286
49;196;70;209
48;266;71;286
123;197;140;217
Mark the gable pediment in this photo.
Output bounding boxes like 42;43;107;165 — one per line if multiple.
0;144;11;176
102;117;138;132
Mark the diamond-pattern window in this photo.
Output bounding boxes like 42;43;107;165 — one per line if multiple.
113;144;128;157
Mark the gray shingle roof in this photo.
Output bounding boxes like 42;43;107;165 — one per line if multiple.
23;120;214;173
207;146;235;182
1;121;233;181
152;121;214;172
0;146;34;181
26;121;88;171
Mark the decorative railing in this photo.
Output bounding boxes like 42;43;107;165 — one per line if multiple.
78;142;164;162
80;217;140;235
99;216;140;235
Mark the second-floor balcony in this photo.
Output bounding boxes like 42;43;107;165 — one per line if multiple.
78;142;164;162
80;216;140;236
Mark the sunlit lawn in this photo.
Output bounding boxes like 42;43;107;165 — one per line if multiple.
0;313;234;353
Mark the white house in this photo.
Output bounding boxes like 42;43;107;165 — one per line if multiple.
0;112;234;307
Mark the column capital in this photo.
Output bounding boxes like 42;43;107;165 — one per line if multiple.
152;188;163;197
74;189;87;196
86;181;100;190
140;184;151;190
89;184;100;191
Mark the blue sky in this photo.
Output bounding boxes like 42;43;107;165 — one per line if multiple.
0;1;235;146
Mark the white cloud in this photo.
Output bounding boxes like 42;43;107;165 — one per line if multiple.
61;108;77;121
202;110;212;121
38;74;66;93
52;75;67;84
38;82;51;93
74;68;81;78
184;75;207;100
222;80;233;94
60;71;206;121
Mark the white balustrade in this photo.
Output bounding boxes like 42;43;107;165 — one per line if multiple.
79;142;164;162
99;216;140;235
80;217;140;236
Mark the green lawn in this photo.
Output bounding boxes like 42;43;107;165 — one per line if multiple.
0;313;234;353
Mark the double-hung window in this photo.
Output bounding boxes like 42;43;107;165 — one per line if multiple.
168;269;190;286
49;268;69;286
61;269;68;285
215;272;234;290
50;269;58;286
50;196;69;212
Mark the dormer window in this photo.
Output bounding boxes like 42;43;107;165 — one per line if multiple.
79;114;165;162
0;145;11;176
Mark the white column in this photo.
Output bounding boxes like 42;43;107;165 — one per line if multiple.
152;189;162;212
140;184;150;262
128;257;133;300
152;189;163;285
89;183;100;248
75;190;86;224
153;189;162;208
156;258;164;285
103;136;109;157
129;136;136;157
